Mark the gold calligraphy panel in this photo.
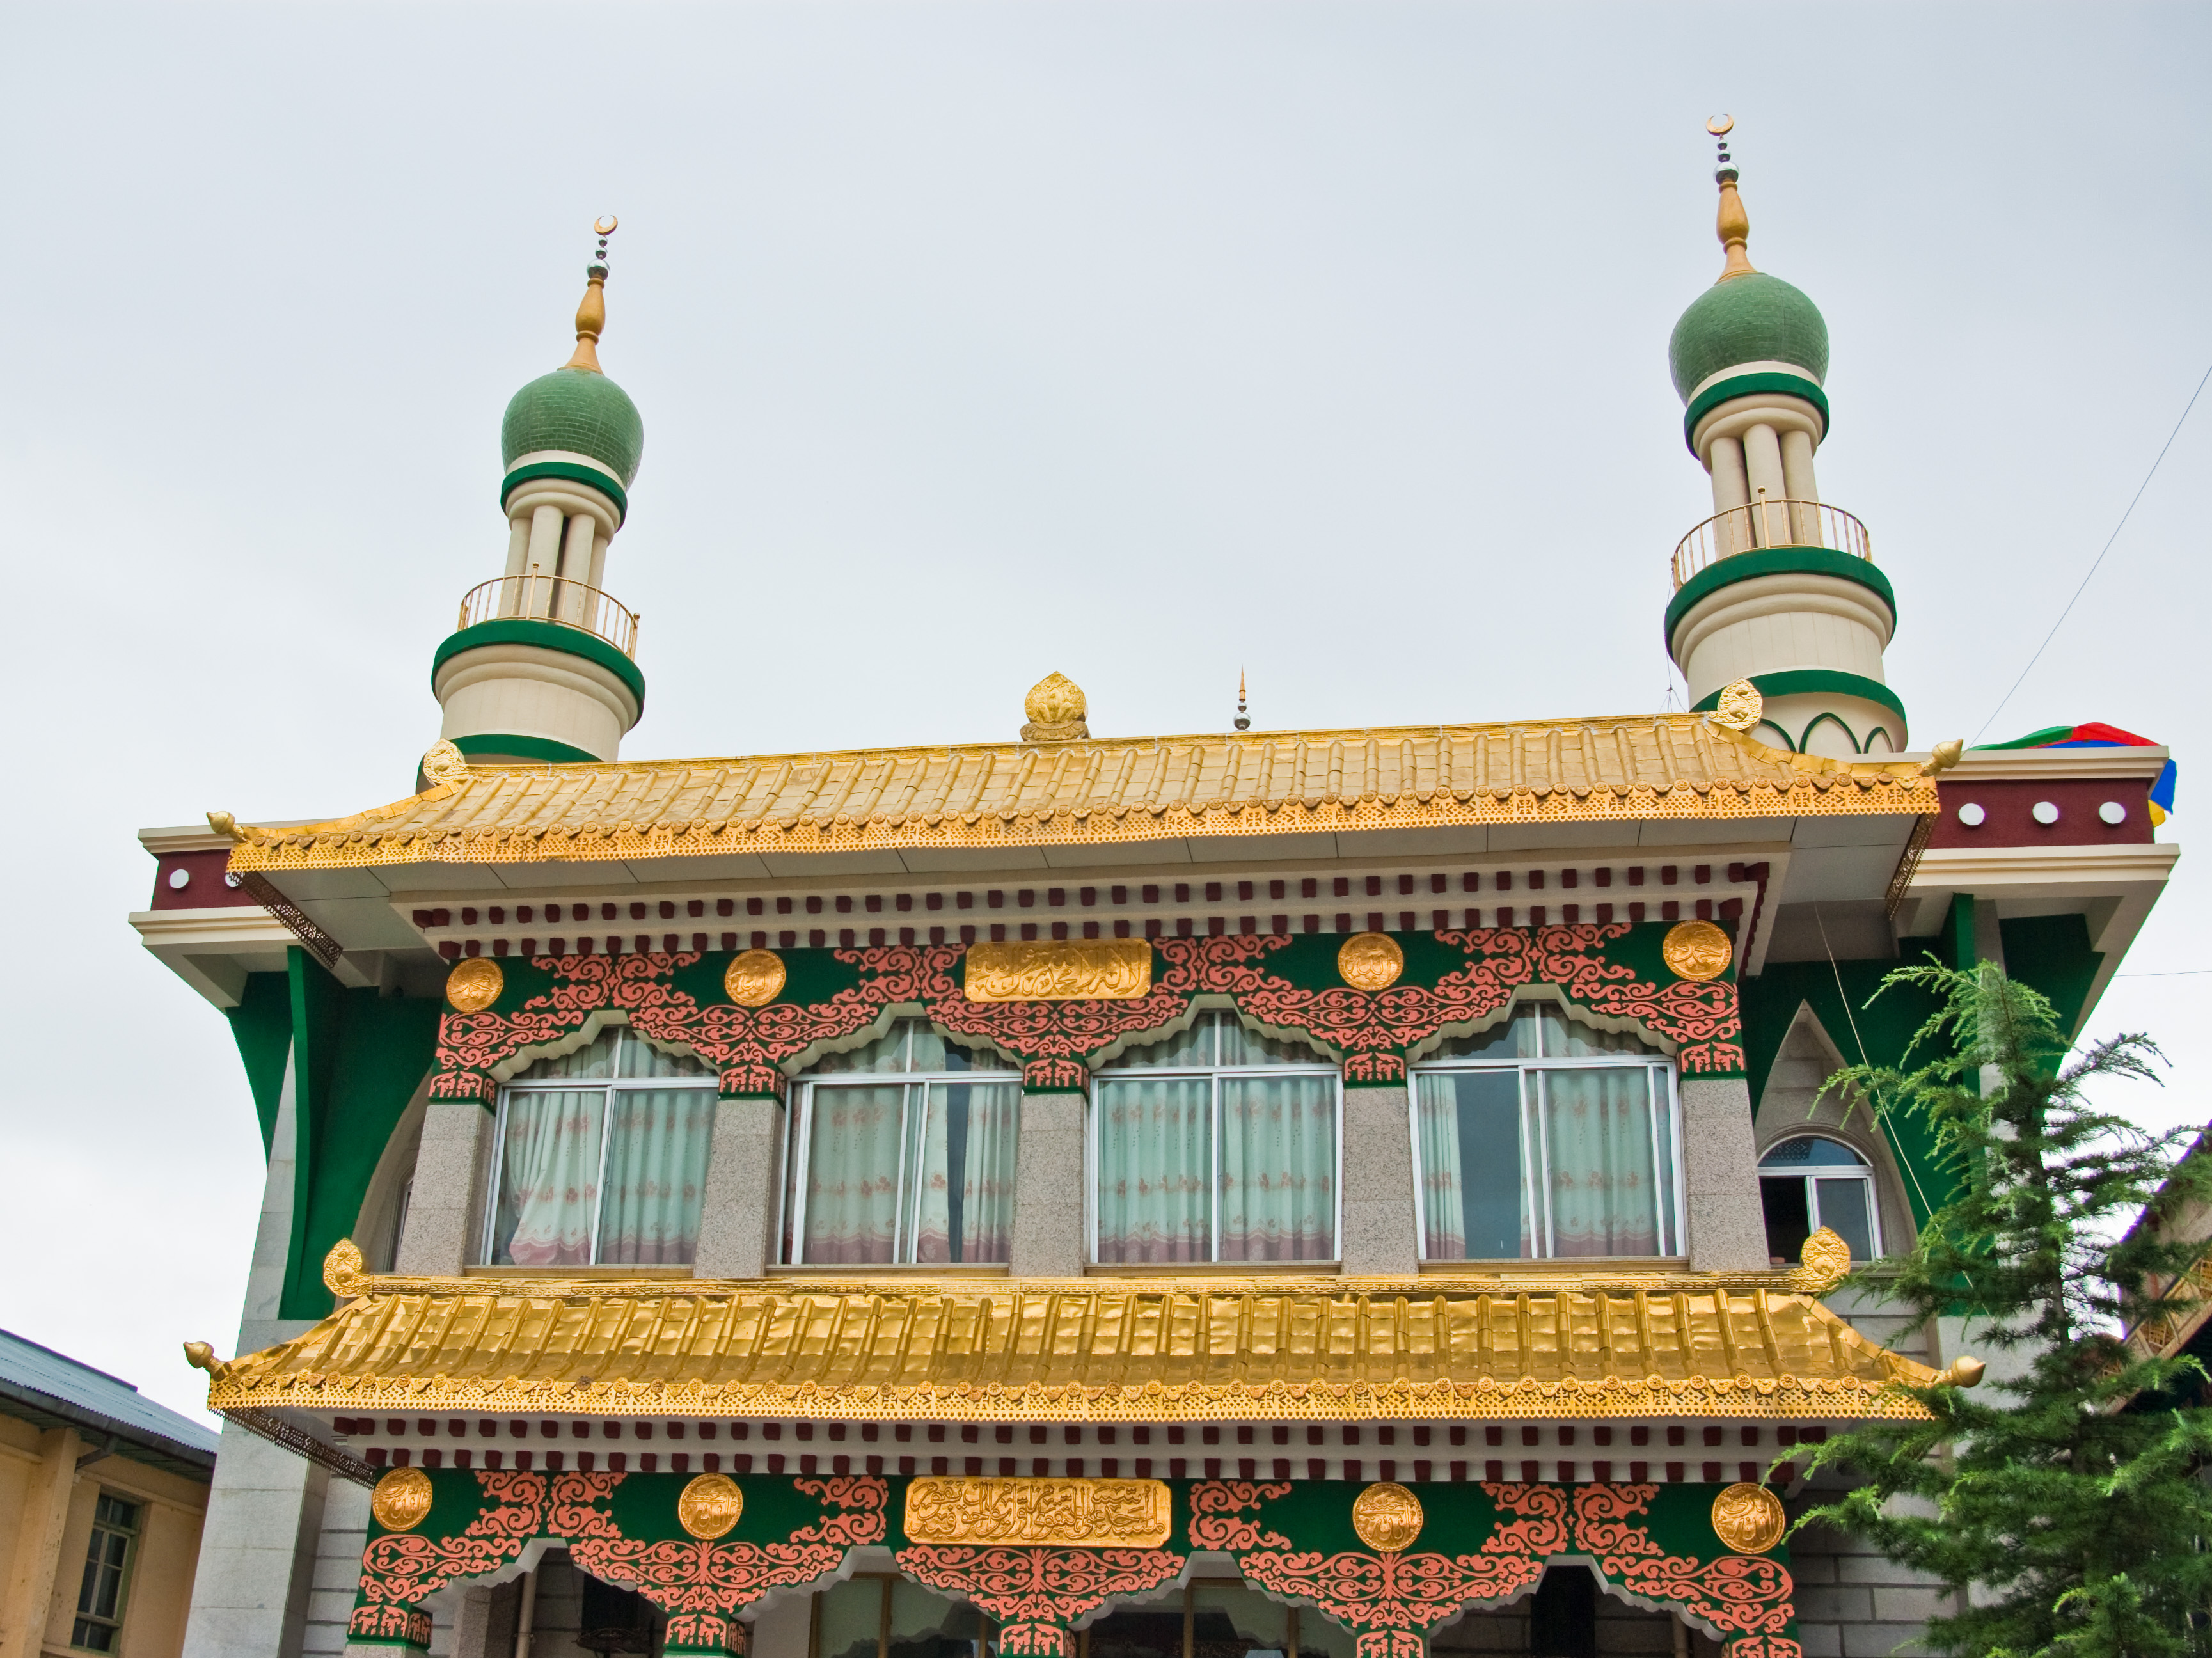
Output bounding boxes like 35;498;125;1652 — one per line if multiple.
962;940;1153;1002
903;1478;1172;1547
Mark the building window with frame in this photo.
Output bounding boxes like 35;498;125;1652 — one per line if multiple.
480;1025;718;1267
1410;1000;1681;1261
1091;1011;1341;1265
1759;1135;1881;1264
782;1020;1021;1266
72;1492;139;1653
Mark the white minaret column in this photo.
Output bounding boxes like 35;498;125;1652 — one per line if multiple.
432;217;647;768
1665;121;1905;761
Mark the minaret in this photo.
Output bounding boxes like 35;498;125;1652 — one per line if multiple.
1663;120;1905;758
432;217;647;766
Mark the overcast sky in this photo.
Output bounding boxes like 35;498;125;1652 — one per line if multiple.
4;3;2206;1420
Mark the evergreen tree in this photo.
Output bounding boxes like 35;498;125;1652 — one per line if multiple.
1797;959;2212;1655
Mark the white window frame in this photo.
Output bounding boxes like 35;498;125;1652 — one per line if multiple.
1086;1011;1346;1265
1758;1135;1883;1259
1407;1007;1686;1262
779;1021;1021;1267
479;1024;718;1267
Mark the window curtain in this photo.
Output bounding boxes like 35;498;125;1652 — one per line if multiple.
597;1089;716;1264
803;1084;908;1263
1539;1068;1661;1256
493;1090;606;1266
1413;1077;1467;1259
1217;1075;1334;1259
1094;1077;1211;1262
913;1080;1021;1263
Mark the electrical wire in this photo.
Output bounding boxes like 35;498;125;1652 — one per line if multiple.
1975;362;2212;743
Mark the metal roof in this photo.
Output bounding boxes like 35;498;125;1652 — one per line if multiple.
0;1329;219;1481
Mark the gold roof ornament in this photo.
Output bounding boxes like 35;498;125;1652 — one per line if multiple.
1709;679;1763;734
1021;672;1090;743
420;739;471;789
1709;116;1757;283
564;215;619;374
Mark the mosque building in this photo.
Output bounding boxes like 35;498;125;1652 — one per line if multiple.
130;130;2178;1658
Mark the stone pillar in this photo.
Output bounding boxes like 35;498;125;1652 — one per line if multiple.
0;1426;81;1657
1009;1091;1087;1277
186;1055;333;1658
695;1097;787;1279
1339;1084;1418;1275
395;1100;493;1276
1741;423;1786;544
524;505;564;586
1679;1077;1767;1272
1779;428;1819;542
749;1592;811;1658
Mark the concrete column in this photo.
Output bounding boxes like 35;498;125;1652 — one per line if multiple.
501;516;533;586
694;1097;787;1279
1741;424;1786;546
1679;1077;1767;1272
752;1592;812;1658
185;1422;331;1658
0;1426;81;1657
184;1058;334;1658
523;505;565;596
587;533;610;596
1780;428;1819;542
1339;1084;1418;1276
1009;1091;1087;1277
1707;435;1751;557
394;1100;494;1275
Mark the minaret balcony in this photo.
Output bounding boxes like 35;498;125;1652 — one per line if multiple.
1671;498;1871;590
458;574;640;658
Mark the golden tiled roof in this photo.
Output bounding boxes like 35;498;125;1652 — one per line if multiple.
191;1242;1942;1423
219;712;1939;872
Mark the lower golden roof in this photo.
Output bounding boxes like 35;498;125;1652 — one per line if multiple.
188;1241;1944;1423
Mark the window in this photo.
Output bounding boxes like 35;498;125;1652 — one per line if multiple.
1410;1001;1680;1260
782;1021;1020;1265
1760;1135;1880;1265
482;1025;717;1267
72;1494;138;1652
1092;1012;1339;1264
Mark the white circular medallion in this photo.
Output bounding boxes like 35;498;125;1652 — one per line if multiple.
2099;801;2128;825
167;867;191;890
1955;803;1986;828
2032;801;2061;825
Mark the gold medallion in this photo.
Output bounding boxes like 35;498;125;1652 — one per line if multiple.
964;940;1151;1002
1350;1481;1423;1553
1661;919;1733;982
370;1467;434;1533
444;957;505;1013
1709;1483;1785;1555
1337;932;1405;991
677;1473;744;1540
1797;1225;1853;1288
723;949;787;1007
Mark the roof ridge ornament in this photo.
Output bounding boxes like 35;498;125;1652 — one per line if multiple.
1709;676;1763;733
564;215;619;373
420;739;471;789
1021;671;1090;743
1707;115;1757;283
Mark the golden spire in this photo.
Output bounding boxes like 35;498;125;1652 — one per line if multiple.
564;215;619;372
1707;116;1756;283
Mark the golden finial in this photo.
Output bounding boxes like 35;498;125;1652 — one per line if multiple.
1234;669;1251;732
564;215;619;372
1020;672;1090;743
1707;116;1756;283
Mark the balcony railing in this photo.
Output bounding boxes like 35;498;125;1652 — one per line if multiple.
1671;498;1872;590
458;574;640;658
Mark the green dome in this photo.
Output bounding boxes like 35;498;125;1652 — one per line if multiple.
500;368;644;489
1668;272;1829;402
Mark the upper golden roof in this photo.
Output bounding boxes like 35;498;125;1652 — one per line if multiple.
187;1240;1948;1424
218;706;1940;874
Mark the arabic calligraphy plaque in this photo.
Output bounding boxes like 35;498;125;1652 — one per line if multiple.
962;940;1153;1002
903;1477;1172;1546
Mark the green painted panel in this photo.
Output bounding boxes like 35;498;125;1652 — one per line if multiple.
224;970;293;1157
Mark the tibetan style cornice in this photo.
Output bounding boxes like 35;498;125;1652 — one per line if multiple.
216;713;1940;874
191;1237;1943;1425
